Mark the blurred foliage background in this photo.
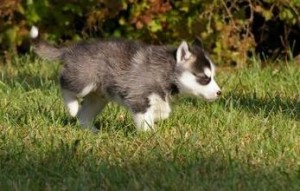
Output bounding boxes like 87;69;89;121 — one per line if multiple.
0;0;299;66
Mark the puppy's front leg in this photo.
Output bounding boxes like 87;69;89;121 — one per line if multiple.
133;109;155;131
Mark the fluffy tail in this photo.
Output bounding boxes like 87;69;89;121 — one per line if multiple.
30;26;63;60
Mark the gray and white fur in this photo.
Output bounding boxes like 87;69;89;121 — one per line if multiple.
30;26;221;132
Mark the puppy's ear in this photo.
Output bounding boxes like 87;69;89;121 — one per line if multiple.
176;41;191;64
192;37;203;48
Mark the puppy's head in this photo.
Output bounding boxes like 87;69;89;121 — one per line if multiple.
175;39;221;101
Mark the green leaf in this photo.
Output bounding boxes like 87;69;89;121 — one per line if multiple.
148;20;162;32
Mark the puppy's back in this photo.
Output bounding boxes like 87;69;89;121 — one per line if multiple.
58;40;145;94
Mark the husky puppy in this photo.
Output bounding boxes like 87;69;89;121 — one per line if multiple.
30;27;221;131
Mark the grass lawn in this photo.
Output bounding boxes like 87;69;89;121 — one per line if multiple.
0;56;299;191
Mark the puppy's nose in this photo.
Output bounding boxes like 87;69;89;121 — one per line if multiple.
217;91;222;96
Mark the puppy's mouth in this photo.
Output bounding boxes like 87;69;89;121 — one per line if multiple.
199;94;219;102
204;97;218;102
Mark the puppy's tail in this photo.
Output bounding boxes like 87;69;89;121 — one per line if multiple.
30;26;63;61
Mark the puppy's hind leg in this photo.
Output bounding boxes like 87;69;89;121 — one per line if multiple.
77;93;107;132
61;88;79;117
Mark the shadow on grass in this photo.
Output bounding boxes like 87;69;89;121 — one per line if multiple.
182;92;299;120
0;140;298;190
220;92;300;120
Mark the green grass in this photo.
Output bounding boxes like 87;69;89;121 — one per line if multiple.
0;56;299;191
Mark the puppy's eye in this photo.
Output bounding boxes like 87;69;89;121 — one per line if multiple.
197;75;211;85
